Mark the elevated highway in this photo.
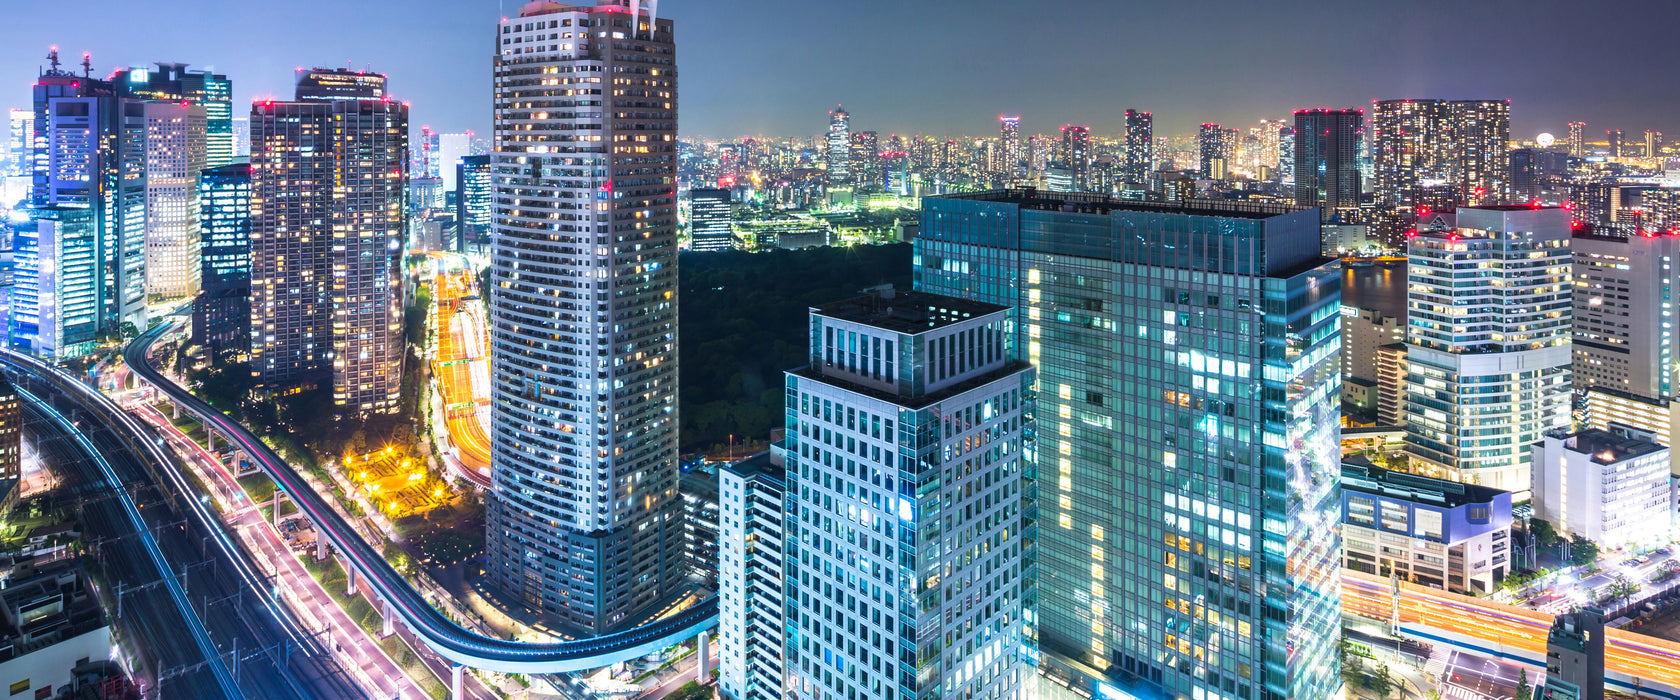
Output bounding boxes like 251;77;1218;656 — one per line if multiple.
122;320;717;694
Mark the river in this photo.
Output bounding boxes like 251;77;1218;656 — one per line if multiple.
1340;260;1407;319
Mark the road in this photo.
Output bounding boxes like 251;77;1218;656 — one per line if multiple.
130;401;428;700
9;368;358;699
126;320;720;675
1513;545;1680;616
430;253;492;486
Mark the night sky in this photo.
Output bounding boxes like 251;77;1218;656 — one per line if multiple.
7;0;1678;142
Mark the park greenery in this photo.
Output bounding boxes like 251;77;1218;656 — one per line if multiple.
677;243;911;452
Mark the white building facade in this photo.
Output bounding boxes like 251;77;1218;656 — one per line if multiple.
718;451;787;700
1532;426;1672;551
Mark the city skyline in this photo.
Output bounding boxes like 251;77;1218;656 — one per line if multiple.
6;0;1680;142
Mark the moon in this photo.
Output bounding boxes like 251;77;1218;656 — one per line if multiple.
1537;133;1556;148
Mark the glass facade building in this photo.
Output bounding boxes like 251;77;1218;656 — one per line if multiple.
193;163;251;357
10;207;99;359
917;190;1343;700
454;154;491;252
689;187;733;251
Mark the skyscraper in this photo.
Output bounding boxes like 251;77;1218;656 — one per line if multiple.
438;130;473;192
193;163;251;358
9;207;99;359
1371;99;1511;209
919;190;1343;700
30;52;147;339
114;63;234;169
1060;124;1092;191
717;451;786;700
1371;99;1443;208
1123;109;1153;185
4;109;30;179
140;101;206;301
486;0;685;634
1198;122;1224;178
249;68;407;413
1294;108;1363;217
1608;129;1624;158
827;105;850;186
1567;121;1586;157
1448;100;1510;206
1278;124;1296;188
851;130;880;189
688;188;732;252
1646;130;1663;158
1000;115;1021;180
454;154;491;252
1404;206;1573;490
1574;230;1680;451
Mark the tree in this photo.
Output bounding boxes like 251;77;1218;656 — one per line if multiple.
1530;518;1558;547
1571;536;1600;567
1516;668;1531;700
1371;664;1392;698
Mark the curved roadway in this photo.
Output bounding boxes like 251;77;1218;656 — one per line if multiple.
125;321;716;674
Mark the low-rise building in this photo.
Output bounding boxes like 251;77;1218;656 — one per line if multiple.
1532;425;1672;551
1341;461;1513;594
679;466;720;590
0;559;110;700
1539;608;1605;700
1376;343;1408;427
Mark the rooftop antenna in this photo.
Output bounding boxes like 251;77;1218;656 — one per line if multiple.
46;46;60;73
81;52;91;78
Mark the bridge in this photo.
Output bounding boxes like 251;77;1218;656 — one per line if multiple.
123;320;717;697
1343;569;1680;698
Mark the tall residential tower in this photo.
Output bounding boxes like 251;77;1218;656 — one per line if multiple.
486;0;685;634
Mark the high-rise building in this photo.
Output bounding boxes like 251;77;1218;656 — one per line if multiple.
918;190;1343;700
439;131;473;192
827;105;851;186
30;55;148;339
1257;118;1285;178
1060;124;1091;190
1123;109;1153;185
717;450;786;700
1510;148;1538;203
114;63;234;169
1370;100;1511;209
193;163;251;358
688;188;732;252
486;0;685;634
417;125;441;179
249;68;407;413
1341;307;1404;391
1567;121;1586;158
999;115;1021;180
454;155;491;252
1278;125;1296;188
4;110;30;179
1607;129;1624;158
851;130;880;189
1573;230;1677;401
1404;207;1572;490
1197;122;1224;179
9;207;99;359
1294;108;1364;217
140;101;206;301
231;116;250;158
781;289;1035;700
1542;609;1606;700
0;378;17;485
1646;130;1664;158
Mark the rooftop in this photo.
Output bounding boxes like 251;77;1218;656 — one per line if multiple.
813;286;1007;335
1550;426;1667;464
721;451;783;483
934;188;1303;221
1342;461;1509;509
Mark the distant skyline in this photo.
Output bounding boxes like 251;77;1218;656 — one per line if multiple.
6;0;1679;143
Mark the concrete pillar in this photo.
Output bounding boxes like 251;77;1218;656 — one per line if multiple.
346;565;356;597
697;632;709;683
207;430;216;452
171;401;179;420
451;663;465;700
315;534;327;561
382;598;394;638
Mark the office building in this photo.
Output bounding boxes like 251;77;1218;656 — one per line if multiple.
689;188;733;251
1294;108;1363;218
1371;99;1442;209
1278;125;1296;189
249;68;407;413
1646;130;1663;159
485;0;685;634
1376;343;1408;427
852;130;880;190
1511;148;1538;203
784;289;1034;700
1567;122;1586;158
455;155;492;252
439;131;473;192
30;56;147;338
1404;207;1572;490
1449;101;1510;206
193;163;251;358
1370;99;1511;209
1608;129;1624;159
1123;109;1152;186
918;190;1343;700
828;106;850;186
0;560;111;700
140;101;206;301
1541;609;1605;700
1340;462;1512;594
5;109;30;178
1533;426;1671;551
114;62;234;168
9;208;98;359
717;451;786;700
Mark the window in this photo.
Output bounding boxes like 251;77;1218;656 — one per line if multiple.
1347;496;1375;527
